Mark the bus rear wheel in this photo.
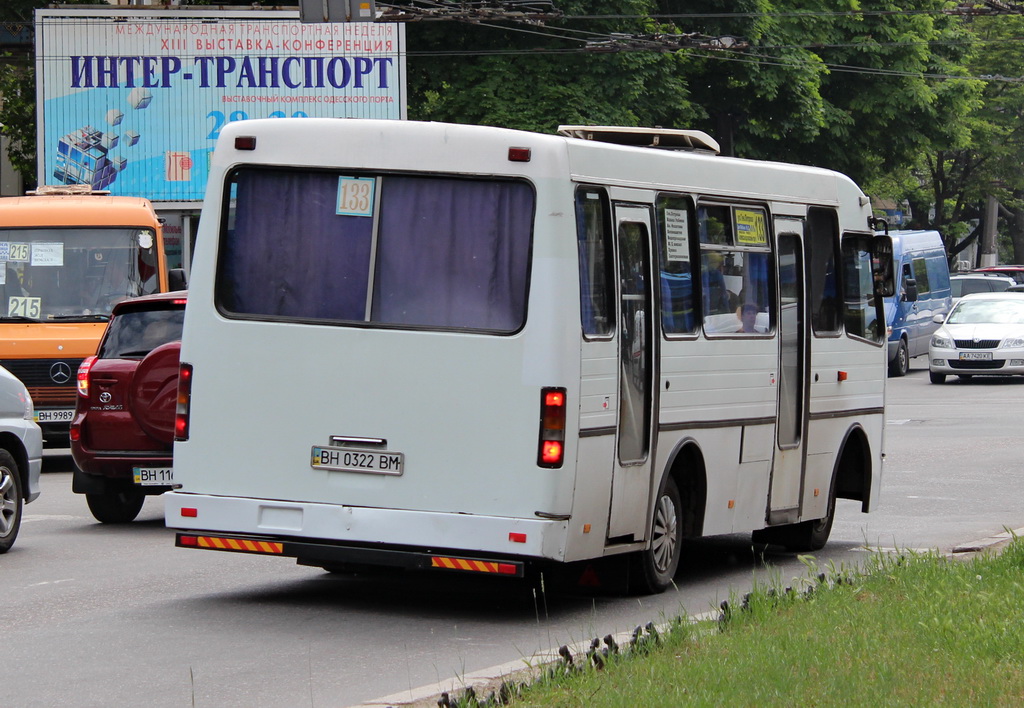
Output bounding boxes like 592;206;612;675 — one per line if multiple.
632;475;683;594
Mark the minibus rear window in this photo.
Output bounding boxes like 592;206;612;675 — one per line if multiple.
217;168;534;333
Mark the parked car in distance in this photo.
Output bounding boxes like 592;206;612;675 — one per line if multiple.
972;265;1024;284
928;291;1024;384
70;291;186;523
882;230;952;377
0;365;44;552
949;272;1016;304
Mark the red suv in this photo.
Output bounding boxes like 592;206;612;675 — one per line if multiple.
70;291;186;523
972;266;1024;284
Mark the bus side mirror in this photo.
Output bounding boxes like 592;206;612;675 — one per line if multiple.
168;268;188;291
902;278;918;303
872;235;895;297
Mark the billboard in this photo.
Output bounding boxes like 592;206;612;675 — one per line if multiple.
35;9;406;202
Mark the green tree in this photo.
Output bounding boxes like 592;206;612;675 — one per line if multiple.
960;14;1024;263
407;0;700;132
876;13;1024;264
1;0;93;188
672;1;982;186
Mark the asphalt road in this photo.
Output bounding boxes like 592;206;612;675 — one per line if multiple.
5;356;1024;708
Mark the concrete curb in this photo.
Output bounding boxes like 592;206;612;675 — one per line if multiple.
951;526;1024;554
353;531;1023;708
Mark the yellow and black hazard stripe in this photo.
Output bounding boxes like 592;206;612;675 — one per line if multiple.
430;556;522;577
177;534;283;555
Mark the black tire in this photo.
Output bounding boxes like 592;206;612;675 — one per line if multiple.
929;371;946;384
0;450;23;553
889;339;909;377
86;489;145;524
632;475;683;594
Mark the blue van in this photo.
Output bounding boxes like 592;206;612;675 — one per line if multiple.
882;230;952;377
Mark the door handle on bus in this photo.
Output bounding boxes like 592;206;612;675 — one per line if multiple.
329;435;387;448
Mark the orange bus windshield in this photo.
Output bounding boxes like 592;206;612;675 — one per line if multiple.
0;226;160;321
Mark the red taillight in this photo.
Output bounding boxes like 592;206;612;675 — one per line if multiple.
537;386;567;468
175;362;193;441
508;146;531;162
235;136;256;150
77;356;97;398
69;425;80;442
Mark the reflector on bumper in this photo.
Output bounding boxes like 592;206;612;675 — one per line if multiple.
431;556;522;576
177;534;283;554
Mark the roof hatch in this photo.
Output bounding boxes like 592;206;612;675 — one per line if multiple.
557;125;720;155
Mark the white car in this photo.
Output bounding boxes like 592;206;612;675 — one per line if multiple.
0;365;44;552
928;292;1024;384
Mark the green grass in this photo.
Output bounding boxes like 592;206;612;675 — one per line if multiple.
471;540;1024;707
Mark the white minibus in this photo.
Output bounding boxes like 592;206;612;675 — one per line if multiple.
167;119;891;594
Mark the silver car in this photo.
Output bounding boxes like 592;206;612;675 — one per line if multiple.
949;272;1016;305
928;292;1024;384
0;365;44;552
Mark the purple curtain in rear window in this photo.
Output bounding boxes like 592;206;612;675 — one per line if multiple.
222;170;373;320
371;176;532;330
219;170;533;332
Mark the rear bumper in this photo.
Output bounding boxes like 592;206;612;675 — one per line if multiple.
71;447;171;479
175;531;527;577
165;491;569;562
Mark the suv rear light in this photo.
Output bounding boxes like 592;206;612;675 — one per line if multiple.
537;387;567;468
77;356;97;398
175;362;193;441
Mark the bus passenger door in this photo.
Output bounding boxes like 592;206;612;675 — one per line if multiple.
769;228;808;522
608;205;657;542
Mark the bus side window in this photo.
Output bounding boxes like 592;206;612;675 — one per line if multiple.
698;204;772;335
807;207;842;334
842;235;884;342
576;188;614;337
656;195;696;335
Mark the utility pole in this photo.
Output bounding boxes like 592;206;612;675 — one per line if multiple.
980;195;999;267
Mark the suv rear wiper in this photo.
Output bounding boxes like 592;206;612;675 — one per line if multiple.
115;349;154;357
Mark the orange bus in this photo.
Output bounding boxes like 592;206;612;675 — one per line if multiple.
0;186;175;446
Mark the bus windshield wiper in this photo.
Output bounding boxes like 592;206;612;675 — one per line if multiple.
48;314;111;322
0;315;41;322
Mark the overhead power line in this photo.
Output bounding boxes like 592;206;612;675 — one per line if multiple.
585;33;748;53
378;0;562;24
